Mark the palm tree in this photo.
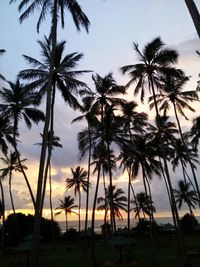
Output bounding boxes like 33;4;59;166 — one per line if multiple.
121;38;182;236
68;99;97;235
66;166;89;232
0;151;27;214
0;49;5;80
10;1;90;265
174;180;198;216
83;73;126;233
55;196;77;232
119;100;148;233
185;0;200;38
0;79;45;208
97;185;127;232
133;192;156;221
149;73;200;204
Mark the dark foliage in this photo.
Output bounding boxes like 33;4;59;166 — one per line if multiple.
4;213;60;245
181;213;198;234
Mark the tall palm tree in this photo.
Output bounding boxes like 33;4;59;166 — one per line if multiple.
149;73;200;204
185;0;200;38
66;166;89;232
119;100;148;233
133;192;156;221
174;180;198;216
121;37;182;239
83;73;126;233
9;2;90;265
0;151;27;214
0;49;6;80
55;195;77;232
0;79;45;208
97;185;127;232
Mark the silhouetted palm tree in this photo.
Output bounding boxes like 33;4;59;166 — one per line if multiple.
119;100;148;232
0;79;45;208
0;151;27;214
149;73;200;204
10;1;90;265
55;195;77;232
97;185;127;232
121;38;182;237
66;166;89;232
174;180;198;216
133;192;156;221
83;73;126;233
72;97;99;233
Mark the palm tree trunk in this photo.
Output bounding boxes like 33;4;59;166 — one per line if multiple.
91;165;101;267
49;162;55;245
9;171;15;214
127;168;131;234
91;165;101;235
66;212;68;232
30;2;58;266
13;117;36;209
79;191;81;232
85;125;91;234
185;0;200;38
0;178;5;253
106;141;114;235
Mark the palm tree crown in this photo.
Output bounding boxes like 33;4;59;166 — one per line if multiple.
10;0;90;33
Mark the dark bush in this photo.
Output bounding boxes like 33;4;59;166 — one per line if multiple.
4;213;60;245
181;213;198;234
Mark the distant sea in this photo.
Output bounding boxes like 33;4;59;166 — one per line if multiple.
58;216;200;233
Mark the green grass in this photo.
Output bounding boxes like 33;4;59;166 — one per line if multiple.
1;235;200;267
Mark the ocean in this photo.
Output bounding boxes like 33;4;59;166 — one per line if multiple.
57;216;194;233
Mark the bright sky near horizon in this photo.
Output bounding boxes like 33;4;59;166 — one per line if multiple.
1;0;200;222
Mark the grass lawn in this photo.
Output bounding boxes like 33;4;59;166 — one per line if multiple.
1;235;200;267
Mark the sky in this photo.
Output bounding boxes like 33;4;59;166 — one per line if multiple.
1;0;200;222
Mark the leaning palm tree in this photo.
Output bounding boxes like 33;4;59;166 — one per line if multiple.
174;180;198;216
10;1;90;265
66;166;89;232
0;79;45;209
55;195;77;232
185;0;200;38
0;151;27;214
97;185;127;232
